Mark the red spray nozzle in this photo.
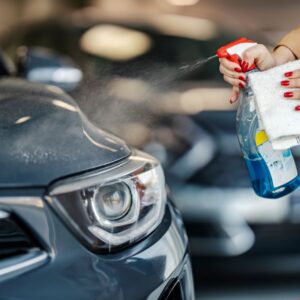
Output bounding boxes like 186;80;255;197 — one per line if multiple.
217;37;257;72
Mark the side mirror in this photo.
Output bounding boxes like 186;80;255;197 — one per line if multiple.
17;46;83;92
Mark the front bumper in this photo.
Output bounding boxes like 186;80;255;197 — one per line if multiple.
0;194;195;300
149;255;195;300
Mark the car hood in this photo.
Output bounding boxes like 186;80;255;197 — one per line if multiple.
0;79;131;188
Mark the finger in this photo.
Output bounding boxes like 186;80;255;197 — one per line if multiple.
243;44;268;63
283;90;300;100
281;78;300;88
230;87;240;103
284;69;300;79
220;64;246;80
219;58;242;72
224;75;246;89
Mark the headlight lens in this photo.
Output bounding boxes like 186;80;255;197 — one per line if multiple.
93;182;132;221
48;151;166;252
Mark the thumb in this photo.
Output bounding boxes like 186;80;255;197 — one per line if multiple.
230;87;240;103
242;45;258;66
242;44;273;71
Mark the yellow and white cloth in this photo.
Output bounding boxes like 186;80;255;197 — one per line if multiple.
248;60;300;150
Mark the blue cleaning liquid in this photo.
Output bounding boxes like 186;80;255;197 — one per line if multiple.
236;71;300;199
245;156;300;199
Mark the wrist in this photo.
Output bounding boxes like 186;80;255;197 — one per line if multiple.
273;45;296;66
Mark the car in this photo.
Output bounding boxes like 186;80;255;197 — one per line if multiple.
0;74;195;299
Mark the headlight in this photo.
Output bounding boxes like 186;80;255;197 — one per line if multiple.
93;182;132;221
47;151;166;252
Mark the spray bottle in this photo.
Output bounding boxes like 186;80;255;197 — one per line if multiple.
217;38;300;198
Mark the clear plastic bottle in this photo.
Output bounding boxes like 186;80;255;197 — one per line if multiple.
236;72;300;198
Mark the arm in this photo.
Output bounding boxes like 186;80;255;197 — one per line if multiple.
275;26;300;59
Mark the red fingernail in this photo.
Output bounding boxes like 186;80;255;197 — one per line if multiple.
295;106;300;111
285;72;293;77
281;80;290;86
234;68;242;72
239;83;245;89
284;91;293;98
239;76;245;81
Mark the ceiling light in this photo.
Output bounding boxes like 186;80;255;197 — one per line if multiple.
151;14;218;41
107;77;152;102
80;25;152;61
179;87;232;114
160;87;234;114
166;0;199;6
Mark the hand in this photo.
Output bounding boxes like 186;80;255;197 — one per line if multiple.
281;70;300;111
219;44;278;103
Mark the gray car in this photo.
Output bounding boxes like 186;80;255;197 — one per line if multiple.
0;78;194;299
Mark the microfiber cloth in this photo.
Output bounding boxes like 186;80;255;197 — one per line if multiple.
248;60;300;150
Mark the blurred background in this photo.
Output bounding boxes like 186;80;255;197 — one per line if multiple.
1;0;300;299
